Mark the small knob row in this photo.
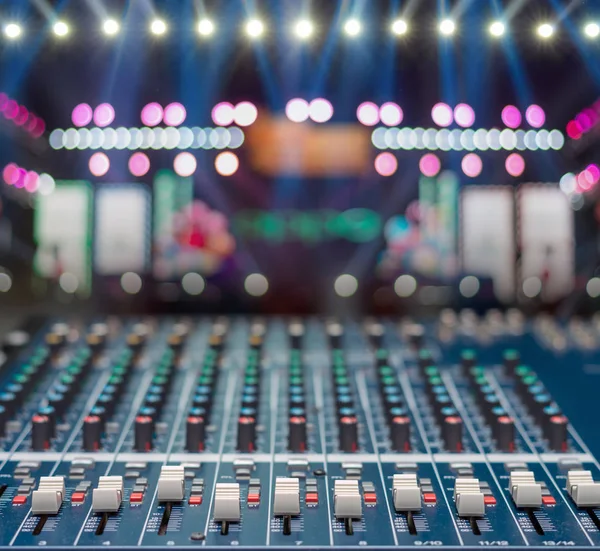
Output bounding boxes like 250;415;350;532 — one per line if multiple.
236;334;263;452
331;348;359;453
287;326;308;452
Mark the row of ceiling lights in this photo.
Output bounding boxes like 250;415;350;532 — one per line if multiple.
1;17;599;40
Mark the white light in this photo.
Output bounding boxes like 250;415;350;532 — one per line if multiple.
3;23;22;39
59;273;78;294
391;19;408;36
523;276;542;298
584;22;600;39
489;21;505;37
439;19;455;36
559;172;577;195
334;274;358;298
245;19;264;38
394;274;417;297
38;174;56;196
121;272;142;294
53;21;69;37
0;273;12;292
459;276;480;298
150;19;167;36
197;18;214;36
102;19;120;36
587;277;600;298
245;273;268;297
294;19;314;39
537;23;554;39
182;272;205;295
344;19;362;37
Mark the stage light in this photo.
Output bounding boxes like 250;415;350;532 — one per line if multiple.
285;98;309;123
454;103;475;128
419;153;441;177
72;103;93;127
334;274;358;298
129;152;150;177
3;23;22;40
102;19;120;36
489;21;505;37
212;102;235;126
2;163;18;185
505;153;525;177
53;21;69;37
233;102;258;126
197;18;214;37
374;153;398;176
584;22;600;39
150;19;167;36
379;102;403;126
59;273;78;294
245;273;268;296
391;19;408;36
587;278;600;298
121;272;142;294
89;152;110;177
459;276;480;298
394;275;417;297
93;103;115;127
357;102;380;126
141;103;163;127
344;19;361;37
294;19;314;39
164;102;186;127
174;152;197;177
38;174;55;196
0;273;12;293
523;276;541;298
308;98;333;123
439;19;455;36
501;105;521;129
24;171;39;193
525;104;545;128
182;273;205;295
461;153;482;177
245;19;264;38
215;151;239;176
431;102;453;127
537;23;554;39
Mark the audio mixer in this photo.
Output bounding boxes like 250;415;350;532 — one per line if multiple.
1;311;600;549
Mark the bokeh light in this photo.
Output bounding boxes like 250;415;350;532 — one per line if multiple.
245;19;264;38
94;103;115;127
439;19;456;36
52;21;69;37
285;98;309;123
72;103;93;127
356;102;380;126
334;274;358;297
526;105;545;128
173;152;197;177
141;103;163;127
197;19;214;36
121;272;142;294
24;171;39;192
150;19;167;35
164;102;186;127
419;153;441;177
128;152;150;177
102;19;120;36
505;153;525;177
2;163;18;185
461;153;483;178
584;22;600;39
431;103;453;127
309;98;333;123
454;103;475;128
391;19;408;36
212;102;235;126
294;19;314;39
215;151;240;176
89;152;110;177
489;21;506;37
4;23;22;40
379;102;403;126
182;273;206;295
394;275;417;297
459;276;480;298
374;152;398;176
501;105;522;129
245;273;268;296
343;19;361;37
537;23;554;39
233;102;258;126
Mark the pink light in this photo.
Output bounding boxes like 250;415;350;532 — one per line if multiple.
577;170;595;192
379;102;403;127
215;152;239;176
233;101;258;126
576;111;593;133
2;163;19;185
285;98;309;123
94;103;115;127
212;102;235;126
567;120;583;140
141;103;164;127
525;105;545;128
14;106;28;126
454;103;475;128
587;163;600;184
0;93;7;112
24;171;39;193
128;152;150;177
72;103;93;127
501;105;522;129
30;118;46;138
505;153;525;177
419;154;441;177
374;153;398;177
164;102;187;127
309;98;333;123
89;152;110;177
3;100;18;120
174;152;197;177
14;168;26;188
25;115;38;133
357;102;380;126
461;153;483;178
431;103;453;127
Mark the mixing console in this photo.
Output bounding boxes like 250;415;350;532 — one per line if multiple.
1;311;600;549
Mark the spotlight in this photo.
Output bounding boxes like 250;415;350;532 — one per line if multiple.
197;18;214;36
584;22;600;39
3;23;22;40
537;23;554;39
102;19;120;36
52;20;69;37
391;19;408;36
150;19;167;35
245;19;264;38
343;19;362;37
294;19;314;39
439;19;455;36
489;21;505;37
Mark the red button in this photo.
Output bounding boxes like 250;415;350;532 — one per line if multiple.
189;496;202;505
247;493;260;504
12;495;27;505
130;492;144;503
71;492;86;503
542;496;556;506
305;492;319;504
484;496;496;505
364;492;377;504
423;493;437;504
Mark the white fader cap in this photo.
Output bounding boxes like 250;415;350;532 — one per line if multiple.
92;476;124;513
31;476;65;515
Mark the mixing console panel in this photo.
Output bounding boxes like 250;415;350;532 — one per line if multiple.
1;311;600;549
